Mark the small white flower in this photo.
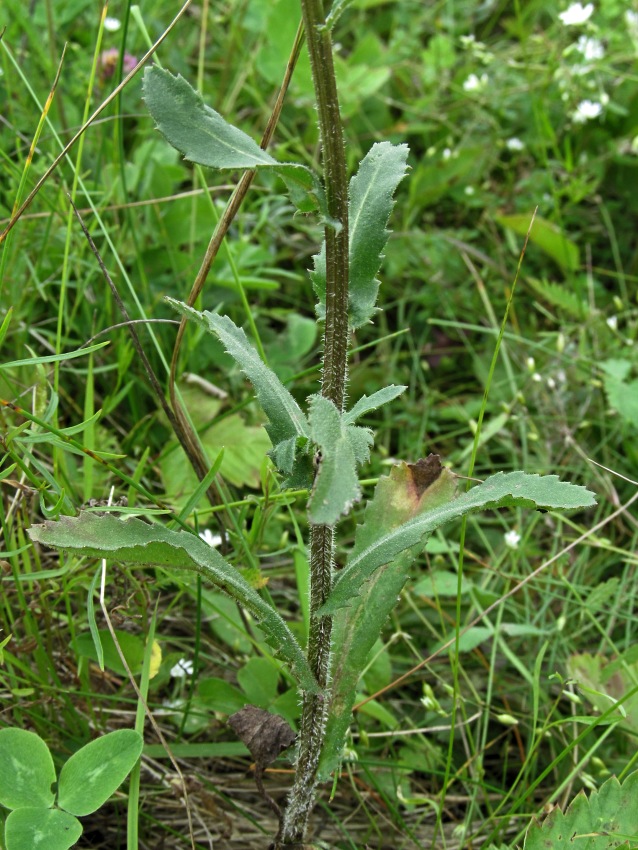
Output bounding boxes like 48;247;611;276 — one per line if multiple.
527;356;536;371
442;147;452;160
506;137;525;151
575;35;604;61
625;10;638;39
104;16;121;32
504;530;521;549
170;658;194;678
199;528;223;547
572;99;603;122
463;72;488;92
559;3;594;26
532;372;542;383
606;315;618;330
464;185;475;196
547;376;556;389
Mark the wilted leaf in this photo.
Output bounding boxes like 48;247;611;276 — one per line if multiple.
322;470;596;615
228;706;296;767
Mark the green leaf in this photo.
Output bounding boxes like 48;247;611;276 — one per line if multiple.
166;302;309;475
343;384;407;424
28;514;319;693
72;629;146;678
56;730;143;817
566;652;638;733
318;456;457;778
0;728;56;810
307;395;368;525
198;677;246;715
143;66;324;214
4;808;82;850
601;360;638;427
237;658;280;708
524;771;638;849
496;214;580;272
321;470;596;615
312;142;410;328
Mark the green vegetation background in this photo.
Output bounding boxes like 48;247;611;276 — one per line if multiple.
1;0;638;847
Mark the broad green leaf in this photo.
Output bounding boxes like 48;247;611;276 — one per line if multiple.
143;66;324;214
237;658;280;708
0;728;56;810
28;514;319;693
321;470;596;615
318;456;457;778
198;677;246;715
307;395;369;525
57;730;143;816
72;629;146;678
4;808;82;850
524;771;638;849
496;213;580;272
601;360;638;427
343;384;407;424
312;142;409;328
166;302;309;475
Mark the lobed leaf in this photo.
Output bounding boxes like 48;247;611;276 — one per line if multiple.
166;302;309;474
321;470;596;615
143;67;324;213
312;141;409;328
524;771;638;849
28;514;319;694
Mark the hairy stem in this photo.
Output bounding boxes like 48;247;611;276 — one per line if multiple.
278;0;349;844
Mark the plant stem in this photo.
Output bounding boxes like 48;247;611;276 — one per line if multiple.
278;0;349;844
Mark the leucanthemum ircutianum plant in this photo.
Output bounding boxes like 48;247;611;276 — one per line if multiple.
28;1;596;846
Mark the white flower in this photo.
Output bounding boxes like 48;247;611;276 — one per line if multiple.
606;315;618;330
526;356;536;371
532;372;542;383
170;658;194;678
104;16;121;32
506;137;525;151
575;35;604;61
559;3;594;26
199;528;223;547
463;73;488;92
504;530;521;549
464;185;475;196
626;10;638;40
442;147;452;160
572;99;603;122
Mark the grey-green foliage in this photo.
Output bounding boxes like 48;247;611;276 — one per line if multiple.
142;66;324;213
311;141;410;328
167;300;310;476
28;514;319;694
524;771;638;849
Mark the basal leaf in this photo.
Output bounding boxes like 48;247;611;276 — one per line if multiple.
28;514;319;693
57;730;143;817
0;728;56;810
166;302;309;474
343;384;407;425
524;771;638;849
321;470;596;615
4;808;82;850
312;142;409;328
318;456;457;778
143;67;324;213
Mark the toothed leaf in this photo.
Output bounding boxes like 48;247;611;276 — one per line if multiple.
28;514;319;693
